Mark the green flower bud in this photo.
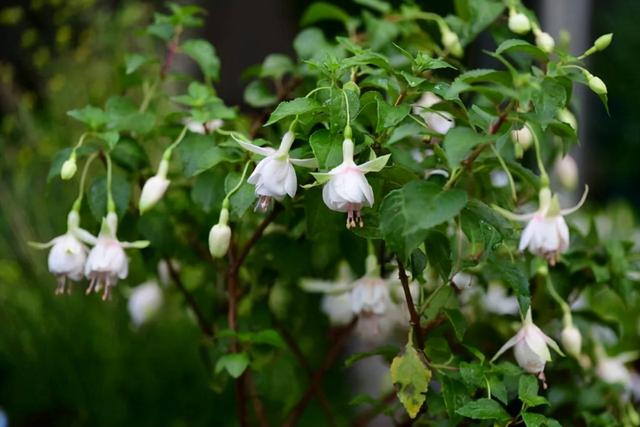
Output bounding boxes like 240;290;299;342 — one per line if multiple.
209;207;231;258
442;29;463;58
508;11;531;35
588;76;607;95
535;31;555;53
60;157;77;180
594;33;613;51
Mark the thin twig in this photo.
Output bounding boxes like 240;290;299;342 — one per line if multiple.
165;257;214;337
396;259;424;350
282;319;357;427
233;204;283;271
273;318;337;426
246;370;270;427
461;112;508;170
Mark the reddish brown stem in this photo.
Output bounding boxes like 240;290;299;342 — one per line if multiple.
165;257;214;337
397;259;425;351
282;319;357;427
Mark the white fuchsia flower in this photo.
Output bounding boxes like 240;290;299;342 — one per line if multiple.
301;261;355;326
413;92;455;135
128;281;164;327
30;210;96;295
491;308;564;377
496;186;588;265
511;125;533;151
483;283;519;315
595;347;640;399
315;138;390;228
238;131;317;211
85;212;149;300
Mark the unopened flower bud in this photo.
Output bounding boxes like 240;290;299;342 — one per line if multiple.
535;31;555;53
588;76;607;95
209;207;231;258
561;323;582;358
557;108;578;131
509;11;531;35
61;156;77;180
594;33;613;51
442;29;463;58
511;126;533;151
554;155;578;190
139;159;170;214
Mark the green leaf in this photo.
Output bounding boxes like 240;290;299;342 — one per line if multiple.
443;127;495;167
111;138;149;172
244;80;278;108
354;0;391;13
48;148;73;182
240;329;286;349
441;375;470;418
423;230;451;281
445;309;467;341
460;199;511;258
181;39;220;81
486;258;530;310
376;99;410;131
518;375;549;407
522;413;562;427
380;181;467;261
496;39;545;58
460;361;484;388
177;133;238;176
259;54;295;80
67;105;108;130
215;353;249;379
300;2;350;26
455;398;510;422
293;28;333;60
532;78;567;129
225;172;256;219
265;97;321;126
87;174;132;220
191;169;226;213
125;53;151;74
309;129;343;170
97;130;120;149
105;96;155;134
390;342;432;419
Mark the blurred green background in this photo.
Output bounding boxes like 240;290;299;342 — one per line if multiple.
0;0;637;426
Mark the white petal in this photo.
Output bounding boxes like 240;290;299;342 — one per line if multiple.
491;331;523;362
237;140;276;157
290;157;318;168
358;154;391;174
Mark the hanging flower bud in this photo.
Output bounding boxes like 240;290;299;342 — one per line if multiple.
238;131;317;211
588;75;607;95
413;92;455;135
60;152;77;180
508;10;531;34
128;281;164;327
557;108;578;131
85;212;149;300
317;136;390;228
29;210;96;294
511;125;533;151
595;347;639;394
183;118;224;135
554;155;578;190
491;308;564;376
209;205;231;258
441;28;463;58
496;186;588;265
535;29;555;53
561;323;582;359
139;159;170;214
594;33;613;51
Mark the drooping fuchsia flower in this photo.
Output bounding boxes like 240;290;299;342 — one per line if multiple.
491;308;564;378
313;137;390;228
84;212;149;300
127;281;164;327
238;131;317;211
412;92;455;135
495;186;588;265
29;210;96;295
